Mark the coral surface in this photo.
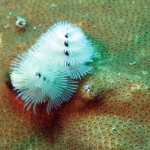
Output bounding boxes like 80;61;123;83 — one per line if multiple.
0;0;150;149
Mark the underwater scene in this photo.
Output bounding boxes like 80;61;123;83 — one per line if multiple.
0;0;150;150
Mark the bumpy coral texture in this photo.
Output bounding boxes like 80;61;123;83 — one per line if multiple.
1;0;150;150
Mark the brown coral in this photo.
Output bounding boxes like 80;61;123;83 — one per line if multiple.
0;0;150;149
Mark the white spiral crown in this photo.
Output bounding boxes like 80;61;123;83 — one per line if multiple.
10;21;94;113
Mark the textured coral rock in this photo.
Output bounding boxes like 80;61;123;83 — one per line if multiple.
0;0;150;150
